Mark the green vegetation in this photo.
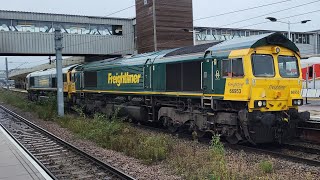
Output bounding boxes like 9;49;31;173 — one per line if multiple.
259;160;273;174
0;90;56;120
168;135;246;180
57;113;172;164
209;135;228;179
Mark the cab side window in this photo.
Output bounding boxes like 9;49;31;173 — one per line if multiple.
71;74;76;83
221;58;244;78
63;74;67;82
222;60;231;77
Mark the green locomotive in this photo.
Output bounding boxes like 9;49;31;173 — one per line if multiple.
27;33;309;144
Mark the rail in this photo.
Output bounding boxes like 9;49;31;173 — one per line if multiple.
0;105;135;180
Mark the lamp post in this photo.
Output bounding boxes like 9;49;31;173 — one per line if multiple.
266;17;311;41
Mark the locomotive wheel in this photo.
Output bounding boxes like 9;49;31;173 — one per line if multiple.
168;124;178;133
226;134;239;144
193;126;206;139
168;119;179;133
190;130;206;141
161;116;178;133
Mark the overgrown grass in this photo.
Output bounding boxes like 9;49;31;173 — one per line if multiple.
168;135;246;180
0;90;57;120
57;113;172;164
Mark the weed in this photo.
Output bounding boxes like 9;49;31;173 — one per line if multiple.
71;106;86;119
208;134;229;180
93;113;106;121
56;112;173;164
191;131;198;141
259;160;273;174
0;90;56;120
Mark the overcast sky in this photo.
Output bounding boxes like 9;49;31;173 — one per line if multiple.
1;0;320;70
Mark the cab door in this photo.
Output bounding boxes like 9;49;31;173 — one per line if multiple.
202;58;214;94
144;59;152;91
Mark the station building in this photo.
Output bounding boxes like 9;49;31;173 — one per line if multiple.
193;27;320;57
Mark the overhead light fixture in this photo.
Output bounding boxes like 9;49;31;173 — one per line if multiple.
266;17;277;22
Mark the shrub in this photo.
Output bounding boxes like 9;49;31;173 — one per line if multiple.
259;160;273;174
56;113;173;164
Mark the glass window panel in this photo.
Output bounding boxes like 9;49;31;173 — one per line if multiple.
216;29;221;35
221;60;231;77
251;54;275;77
302;34;306;44
232;58;244;77
298;34;302;43
0;19;11;31
240;31;245;37
278;56;299;78
38;22;52;33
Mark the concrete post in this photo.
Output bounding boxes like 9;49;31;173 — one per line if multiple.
5;57;9;90
316;32;319;55
288;21;291;41
54;28;64;116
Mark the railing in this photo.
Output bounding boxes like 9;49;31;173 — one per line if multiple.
301;88;320;103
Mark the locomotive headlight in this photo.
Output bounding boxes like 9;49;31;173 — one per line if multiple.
272;46;281;54
297;100;302;105
262;101;266;106
292;99;303;106
254;100;267;108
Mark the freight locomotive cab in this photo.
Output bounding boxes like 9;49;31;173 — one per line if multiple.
26;33;310;145
203;33;309;143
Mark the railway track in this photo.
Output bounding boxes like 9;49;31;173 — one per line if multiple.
299;119;320;144
0;105;135;180
227;143;320;167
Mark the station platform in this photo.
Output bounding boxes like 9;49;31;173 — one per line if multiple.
0;125;52;180
299;99;320;121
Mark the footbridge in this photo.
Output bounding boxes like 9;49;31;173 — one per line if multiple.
0;10;135;56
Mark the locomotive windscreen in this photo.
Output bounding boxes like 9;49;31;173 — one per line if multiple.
166;61;201;92
84;71;97;88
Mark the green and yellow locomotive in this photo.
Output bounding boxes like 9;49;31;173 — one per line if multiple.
27;33;309;144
